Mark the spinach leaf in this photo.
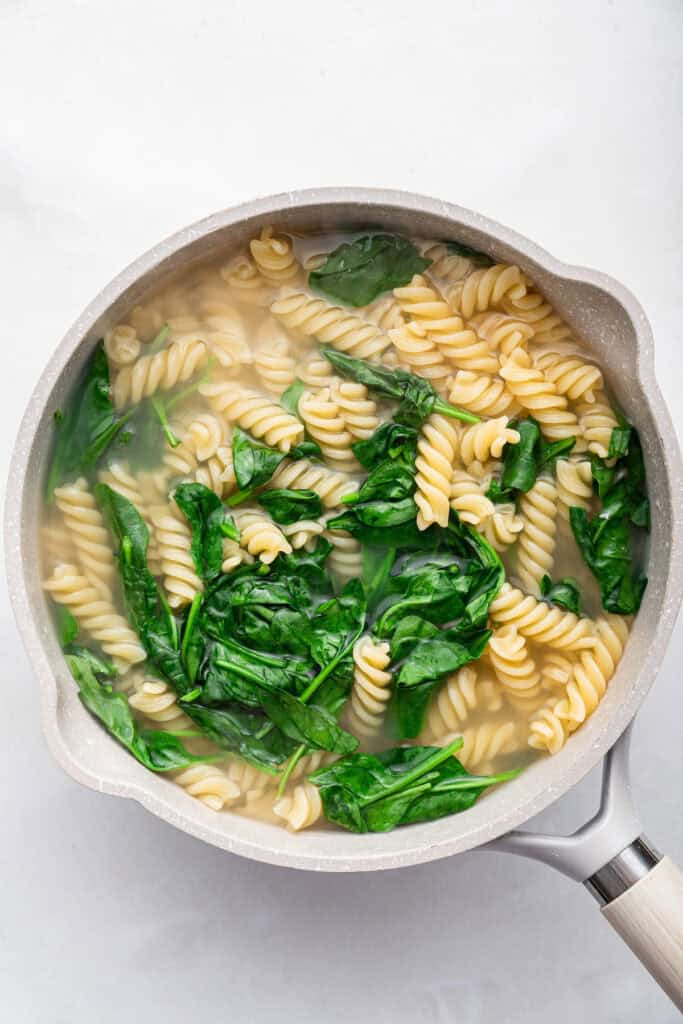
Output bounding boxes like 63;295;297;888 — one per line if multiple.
322;349;479;426
342;419;418;507
349;461;416;504
63;644;116;679
309;234;431;307
540;575;581;614
307;579;367;682
352;422;418;470
257;689;358;754
326;511;443;550
310;740;517;832
174;482;239;582
396;625;491;687
608;417;632;460
271;538;333;591
375;563;470;637
47;344;133;495
361;546;397;613
231;427;321;491
280;379;306;417
445;240;494;268
258;488;323;525
185;704;296;771
66;654;209;772
55;606;79;647
202;637;312;706
486;417;575;503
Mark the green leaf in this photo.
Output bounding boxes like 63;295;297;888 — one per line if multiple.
445;240;494;268
280;379;306;417
308;579;367;674
174;482;239;581
361;546;396;612
352;421;418;469
203;637;312;706
309;234;430;307
232;427;322;490
63;644;117;679
55;606;79;647
185;704;296;771
396;626;491;687
608;422;632;460
257;488;323;525
540;575;581;614
375;563;470;638
66;655;208;772
501;418;541;493
257;689;358;754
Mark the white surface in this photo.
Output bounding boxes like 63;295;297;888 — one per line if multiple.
2;1;682;1020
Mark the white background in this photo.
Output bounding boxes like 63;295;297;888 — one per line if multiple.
2;1;682;1021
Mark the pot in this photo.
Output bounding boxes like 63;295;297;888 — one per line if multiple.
6;188;683;1007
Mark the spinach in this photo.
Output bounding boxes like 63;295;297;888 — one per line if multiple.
202;637;312;706
66;654;209;772
445;240;494;268
257;689;358;754
272;538;333;591
608;417;632;460
342;419;418;507
352;422;418;469
322;349;480;427
258;488;323;525
64;644;116;678
55;606;79;647
280;379;306;417
361;546;397;613
306;579;367;694
486;417;576;502
310;740;518;832
375;563;471;637
231;427;321;492
309;234;431;307
174;482;239;582
47;344;134;496
328;508;442;550
185;704;296;771
570;422;649;614
540;575;581;614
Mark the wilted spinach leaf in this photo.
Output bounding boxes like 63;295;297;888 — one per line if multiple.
445;240;494;268
231;427;321;491
174;482;239;582
258;488;323;525
309;234;430;307
540;575;581;614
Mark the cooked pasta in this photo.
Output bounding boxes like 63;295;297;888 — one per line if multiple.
41;224;646;831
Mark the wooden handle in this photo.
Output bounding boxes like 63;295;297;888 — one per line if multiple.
601;857;683;1010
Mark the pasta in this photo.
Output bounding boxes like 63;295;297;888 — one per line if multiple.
271;290;392;361
516;477;559;593
41;224;644;832
200;378;304;451
43;564;145;667
346;636;392;738
415;413;460;529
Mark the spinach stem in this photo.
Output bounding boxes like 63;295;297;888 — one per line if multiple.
180;594;203;665
360;739;463;808
226;488;254;508
433;399;480;424
151;396;180;448
299;628;363;703
276;743;307;798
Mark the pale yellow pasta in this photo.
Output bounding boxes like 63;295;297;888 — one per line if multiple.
253;320;297;395
200;378;304;451
323;528;362;582
250;226;299;283
576;394;619;458
149;502;203;608
113;337;208;409
219;254;270;306
347;636;392;738
267;458;359;509
446;264;526;319
450;469;495;526
387;321;451;390
422;666;503;742
488;626;541;698
174;764;240;812
540;651;576;691
273;782;322;831
329;379;379;441
43;564;145;667
556;615;629;728
459;417;520;468
221;536;254;573
195;446;236;497
415;413;460;530
271;290;392;361
556;458;593;520
455;721;520;771
481;503;524;552
54;478;116;599
489;582;596;650
361;294;403;330
281;518;326;550
447;370;517;418
104;325;141;368
516;477;559;593
287;750;336;783
41;518;76;572
298;387;358;472
423;242;476;288
501;281;553;323
528;701;570;755
226;759;274;804
233;508;292;564
129;303;165;343
499;348;579;440
128;675;190;727
534;350;603;404
469;312;535;358
296;353;336;389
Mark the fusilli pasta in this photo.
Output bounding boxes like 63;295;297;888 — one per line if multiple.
200;378;304;451
415;413;460;530
113;338;208;409
271;290;392;361
346;636;392;738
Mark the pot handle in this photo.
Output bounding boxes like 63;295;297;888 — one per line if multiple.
484;724;683;1010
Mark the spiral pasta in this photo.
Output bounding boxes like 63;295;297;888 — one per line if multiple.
556;458;593;520
489;582;596;650
113;338;208;409
104;325;141;368
528;701;570;755
250;226;300;283
55;478;117;599
253;320;296;395
576;394;619;458
280;518;326;550
232;508;292;564
296;353;336;390
226;758;274;805
273;781;322;831
516;477;559;593
200;378;304;451
422;666;503;742
388;321;452;390
149;502;203;608
469;312;535;359
488;626;541;699
271;290;392;362
266;458;359;508
323;528;362;582
450;469;495;526
481;503;524;552
43;563;145;667
220;536;254;573
41;518;76;572
534;350;603;404
415;413;460;530
499;348;579;441
455;721;520;771
346;636;392;738
446;264;526;319
459;417;520;469
329;379;379;441
423;242;476;288
174;764;240;811
128;675;189;728
129;303;165;343
298;388;358;472
220;255;270;306
447;370;516;418
361;294;403;330
556;614;629;729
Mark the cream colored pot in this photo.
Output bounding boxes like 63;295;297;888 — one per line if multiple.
6;190;683;1007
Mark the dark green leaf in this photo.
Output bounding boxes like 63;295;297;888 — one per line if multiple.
63;644;116;679
232;428;321;491
258;488;323;525
55;606;79;647
608;422;632;460
352;422;418;469
445;240;494;268
540;575;581;614
501;418;541;493
361;546;396;612
309;579;367;672
257;689;358;754
185;704;296;771
174;482;239;581
309;234;430;307
280;379;306;417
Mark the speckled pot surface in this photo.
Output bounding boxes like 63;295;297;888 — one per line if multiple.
6;188;683;871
